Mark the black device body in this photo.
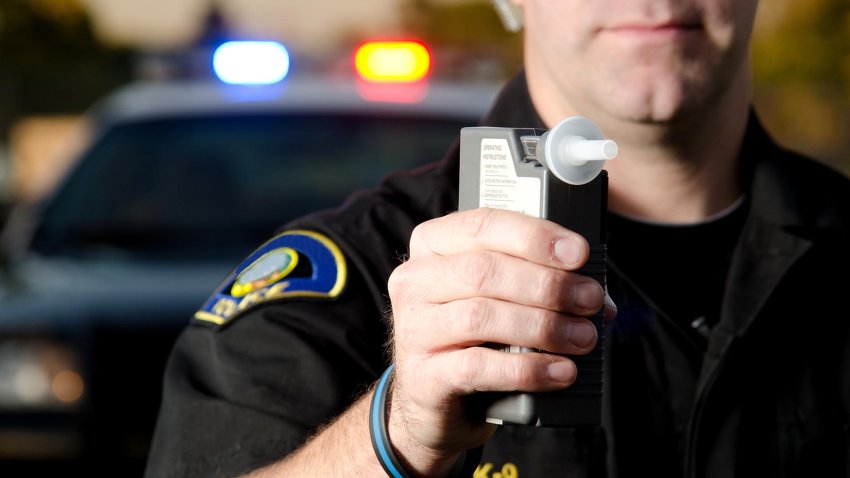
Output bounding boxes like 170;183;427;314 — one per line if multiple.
458;126;607;427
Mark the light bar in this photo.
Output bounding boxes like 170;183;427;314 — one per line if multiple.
213;41;290;85
354;41;431;83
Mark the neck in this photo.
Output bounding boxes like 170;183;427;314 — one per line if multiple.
603;93;749;224
531;69;751;224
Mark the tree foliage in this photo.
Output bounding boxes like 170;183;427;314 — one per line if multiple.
749;0;848;174
0;0;132;138
400;0;523;81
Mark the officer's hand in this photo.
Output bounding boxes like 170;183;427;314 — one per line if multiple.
385;208;609;475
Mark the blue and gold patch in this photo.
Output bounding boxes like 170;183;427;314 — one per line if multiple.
194;230;347;326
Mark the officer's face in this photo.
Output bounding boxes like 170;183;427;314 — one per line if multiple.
517;0;759;125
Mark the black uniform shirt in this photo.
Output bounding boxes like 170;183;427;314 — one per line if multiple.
145;72;850;478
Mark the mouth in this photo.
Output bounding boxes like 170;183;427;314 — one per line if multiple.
602;21;703;41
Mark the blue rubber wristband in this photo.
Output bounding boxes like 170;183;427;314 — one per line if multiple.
368;364;484;478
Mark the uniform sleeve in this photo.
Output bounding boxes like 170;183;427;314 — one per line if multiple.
143;253;389;477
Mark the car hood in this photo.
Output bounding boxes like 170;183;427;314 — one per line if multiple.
0;255;234;328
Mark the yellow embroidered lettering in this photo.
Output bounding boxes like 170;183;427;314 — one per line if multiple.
266;281;290;298
474;462;518;478
212;298;237;317
474;463;493;478
501;463;518;478
238;290;267;310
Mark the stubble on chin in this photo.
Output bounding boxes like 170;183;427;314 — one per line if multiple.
586;41;722;125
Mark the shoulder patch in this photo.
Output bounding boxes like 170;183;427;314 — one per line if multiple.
194;230;347;326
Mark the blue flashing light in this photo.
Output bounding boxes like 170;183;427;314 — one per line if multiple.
213;41;290;85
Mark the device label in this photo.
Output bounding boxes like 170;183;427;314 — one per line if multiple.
480;138;541;217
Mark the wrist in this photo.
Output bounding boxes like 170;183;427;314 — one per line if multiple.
369;365;483;478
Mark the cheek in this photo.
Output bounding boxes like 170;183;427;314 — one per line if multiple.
523;0;595;49
525;5;600;83
702;0;758;50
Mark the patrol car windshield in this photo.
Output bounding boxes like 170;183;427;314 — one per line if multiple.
31;113;463;261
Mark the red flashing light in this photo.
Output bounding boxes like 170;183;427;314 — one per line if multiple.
354;41;431;83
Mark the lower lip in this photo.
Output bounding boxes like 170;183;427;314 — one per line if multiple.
603;26;702;41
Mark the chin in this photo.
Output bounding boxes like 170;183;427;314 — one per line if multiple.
601;75;705;124
605;96;684;124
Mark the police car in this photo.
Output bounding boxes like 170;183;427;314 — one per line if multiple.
0;40;501;474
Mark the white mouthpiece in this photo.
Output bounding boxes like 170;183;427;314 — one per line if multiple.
565;139;619;165
538;116;618;185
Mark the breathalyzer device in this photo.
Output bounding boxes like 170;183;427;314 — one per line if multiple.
458;116;617;427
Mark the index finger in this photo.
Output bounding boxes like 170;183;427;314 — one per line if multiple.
409;208;589;270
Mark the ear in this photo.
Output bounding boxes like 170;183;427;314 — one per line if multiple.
491;0;524;32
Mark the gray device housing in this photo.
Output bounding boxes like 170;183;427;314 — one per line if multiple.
458;126;607;427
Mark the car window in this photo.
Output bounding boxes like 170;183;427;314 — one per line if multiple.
31;113;467;261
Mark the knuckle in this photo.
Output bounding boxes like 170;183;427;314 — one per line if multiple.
455;298;491;337
387;262;413;299
461;252;499;293
509;357;539;389
451;350;484;392
409;216;444;257
408;221;431;257
527;308;557;345
535;268;570;304
462;207;499;240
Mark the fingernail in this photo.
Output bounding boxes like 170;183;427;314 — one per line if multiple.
567;321;597;348
548;361;576;384
554;237;583;266
572;280;603;311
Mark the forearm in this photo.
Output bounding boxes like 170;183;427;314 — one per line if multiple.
242;393;386;477
242;383;463;478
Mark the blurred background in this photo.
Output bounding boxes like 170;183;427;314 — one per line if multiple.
0;0;525;206
0;0;847;476
0;0;847;206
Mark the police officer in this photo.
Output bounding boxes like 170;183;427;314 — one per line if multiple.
145;0;850;476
